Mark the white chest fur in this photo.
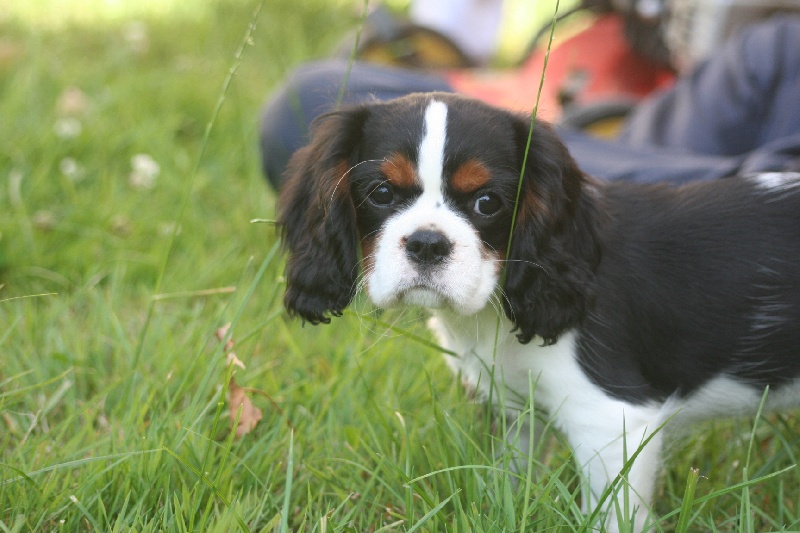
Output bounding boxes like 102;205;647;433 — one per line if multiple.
430;307;643;419
428;306;666;531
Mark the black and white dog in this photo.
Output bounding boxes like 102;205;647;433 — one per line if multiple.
278;93;800;530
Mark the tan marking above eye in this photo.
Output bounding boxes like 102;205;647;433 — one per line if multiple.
380;153;417;188
451;159;490;194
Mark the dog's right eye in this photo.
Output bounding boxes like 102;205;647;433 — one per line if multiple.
474;193;502;216
368;184;395;207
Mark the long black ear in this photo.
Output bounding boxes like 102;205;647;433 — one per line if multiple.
503;118;602;345
277;106;369;324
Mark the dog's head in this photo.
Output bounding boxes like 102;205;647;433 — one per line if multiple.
278;93;600;344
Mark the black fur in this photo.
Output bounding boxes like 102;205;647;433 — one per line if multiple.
503;118;602;345
278;107;369;324
578;178;800;402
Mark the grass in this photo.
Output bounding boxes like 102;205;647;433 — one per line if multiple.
1;0;799;531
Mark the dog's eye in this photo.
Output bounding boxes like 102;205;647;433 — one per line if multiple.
368;184;395;207
474;193;501;216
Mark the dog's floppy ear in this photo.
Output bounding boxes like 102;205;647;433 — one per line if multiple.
278;106;369;324
503;118;601;345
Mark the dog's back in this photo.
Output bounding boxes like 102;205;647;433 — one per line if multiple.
579;174;800;406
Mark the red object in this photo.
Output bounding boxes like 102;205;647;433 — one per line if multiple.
446;13;675;120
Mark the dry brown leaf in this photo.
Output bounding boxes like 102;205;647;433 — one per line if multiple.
228;377;262;438
226;351;246;370
215;323;236;352
216;323;244;369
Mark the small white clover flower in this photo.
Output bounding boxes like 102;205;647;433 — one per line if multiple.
129;153;160;190
123;21;149;54
158;221;182;237
59;157;85;182
54;117;82;139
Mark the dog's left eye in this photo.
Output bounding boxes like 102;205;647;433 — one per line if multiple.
368;184;395;207
474;193;502;216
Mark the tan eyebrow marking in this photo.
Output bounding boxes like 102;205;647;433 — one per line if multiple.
451;159;491;194
380;153;417;188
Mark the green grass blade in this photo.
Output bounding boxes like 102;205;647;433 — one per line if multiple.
675;468;700;533
334;0;369;110
280;430;295;533
161;446;250;533
405;491;458;533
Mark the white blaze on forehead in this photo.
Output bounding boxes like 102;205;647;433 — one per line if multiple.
417;100;448;201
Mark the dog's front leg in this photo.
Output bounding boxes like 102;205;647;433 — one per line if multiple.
560;404;665;532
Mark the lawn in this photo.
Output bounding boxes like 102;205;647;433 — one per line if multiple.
1;0;798;531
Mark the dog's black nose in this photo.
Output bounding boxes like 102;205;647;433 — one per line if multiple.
405;230;452;265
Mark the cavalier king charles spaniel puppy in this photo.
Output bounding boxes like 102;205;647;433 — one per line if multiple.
277;92;800;530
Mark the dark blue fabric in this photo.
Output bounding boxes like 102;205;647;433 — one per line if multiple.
260;60;452;188
260;18;800;189
620;18;800;156
556;128;744;184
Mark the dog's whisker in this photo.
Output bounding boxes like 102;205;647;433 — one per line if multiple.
329;159;385;207
360;228;382;241
485;291;503;319
491;287;515;323
495;258;551;275
355;179;392;210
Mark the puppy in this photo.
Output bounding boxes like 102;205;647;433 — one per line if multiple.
277;92;800;530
